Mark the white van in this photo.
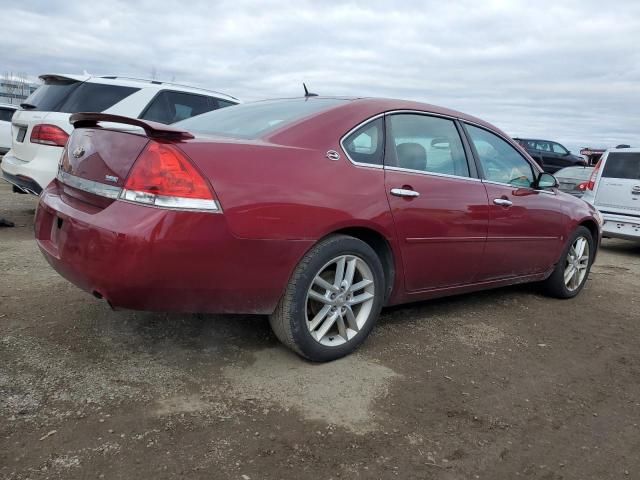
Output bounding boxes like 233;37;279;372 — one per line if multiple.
582;147;640;241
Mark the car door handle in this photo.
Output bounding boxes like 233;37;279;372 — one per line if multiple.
390;188;420;198
493;198;513;207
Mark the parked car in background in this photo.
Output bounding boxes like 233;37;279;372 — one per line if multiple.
554;165;594;197
514;138;587;173
582;147;640;242
34;97;601;361
1;74;238;195
0;103;17;156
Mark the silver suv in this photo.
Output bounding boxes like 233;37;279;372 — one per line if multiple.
582;147;640;241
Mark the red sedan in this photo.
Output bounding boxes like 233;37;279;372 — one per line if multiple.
35;97;602;361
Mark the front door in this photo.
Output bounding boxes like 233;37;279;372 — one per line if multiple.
384;113;489;292
464;124;565;280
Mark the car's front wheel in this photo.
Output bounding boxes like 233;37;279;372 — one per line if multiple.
542;226;595;298
270;235;385;362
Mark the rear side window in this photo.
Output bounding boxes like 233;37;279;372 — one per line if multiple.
343;118;384;165
22;78;80;111
387;114;469;177
602;153;640;180
140;91;234;124
0;107;15;122
174;98;347;138
58;83;139;113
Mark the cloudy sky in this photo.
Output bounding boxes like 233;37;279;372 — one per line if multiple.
2;0;639;151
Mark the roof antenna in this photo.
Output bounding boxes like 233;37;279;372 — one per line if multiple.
303;83;318;97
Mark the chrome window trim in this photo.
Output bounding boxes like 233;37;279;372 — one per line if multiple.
482;179;557;195
58;171;122;199
340;109;462;170
385;165;482;183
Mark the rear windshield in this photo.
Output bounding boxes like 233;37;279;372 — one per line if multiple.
22;78;80;111
23;79;139;113
174;98;348;139
602;153;640;180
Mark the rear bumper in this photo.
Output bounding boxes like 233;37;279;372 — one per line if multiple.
601;212;640;241
2;170;43;195
1;148;62;195
35;180;313;314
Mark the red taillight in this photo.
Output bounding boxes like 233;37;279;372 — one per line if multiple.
30;124;69;147
577;181;588;191
121;142;221;212
587;159;602;191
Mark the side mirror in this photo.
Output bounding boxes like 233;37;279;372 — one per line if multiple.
536;172;558;189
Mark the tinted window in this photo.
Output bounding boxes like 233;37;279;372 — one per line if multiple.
466;124;534;187
343;118;384;165
0;107;15;122
141;91;232;124
175;98;346;138
602;153;640;180
388;114;469;177
534;140;551;152
552;143;568;155
58;83;139;113
22;78;80;111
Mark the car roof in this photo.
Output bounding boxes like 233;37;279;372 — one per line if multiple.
606;147;640;153
38;73;239;102
0;103;17;109
320;96;503;134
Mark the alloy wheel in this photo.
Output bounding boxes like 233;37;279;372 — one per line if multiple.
564;236;590;291
305;255;376;346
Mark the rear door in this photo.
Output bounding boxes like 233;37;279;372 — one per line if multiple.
382;113;489;291
594;152;640;216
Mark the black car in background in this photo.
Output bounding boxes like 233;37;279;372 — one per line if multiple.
514;138;587;173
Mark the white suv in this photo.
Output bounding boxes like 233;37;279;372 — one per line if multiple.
1;74;238;194
0;103;17;156
582;147;640;242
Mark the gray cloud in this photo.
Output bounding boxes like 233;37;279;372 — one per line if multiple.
2;0;639;151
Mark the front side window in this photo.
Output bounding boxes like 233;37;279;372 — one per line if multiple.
535;141;551;152
552;142;569;155
342;118;384;165
466;124;535;187
387;114;469;177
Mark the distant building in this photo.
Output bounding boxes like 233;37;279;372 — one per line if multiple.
0;75;39;105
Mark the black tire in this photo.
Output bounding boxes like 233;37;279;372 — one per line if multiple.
542;226;595;299
269;234;386;362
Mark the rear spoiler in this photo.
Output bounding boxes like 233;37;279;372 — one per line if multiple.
69;112;194;140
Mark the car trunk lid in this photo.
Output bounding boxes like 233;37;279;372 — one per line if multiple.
594;152;640;216
57;114;194;207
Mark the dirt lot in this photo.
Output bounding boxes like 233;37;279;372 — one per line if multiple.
1;180;639;480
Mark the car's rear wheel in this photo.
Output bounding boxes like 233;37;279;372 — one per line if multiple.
270;235;385;362
542;226;594;298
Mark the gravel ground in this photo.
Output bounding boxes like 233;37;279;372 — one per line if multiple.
1;180;639;480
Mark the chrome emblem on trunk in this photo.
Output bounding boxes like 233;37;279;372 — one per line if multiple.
105;175;119;183
72;146;85;158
